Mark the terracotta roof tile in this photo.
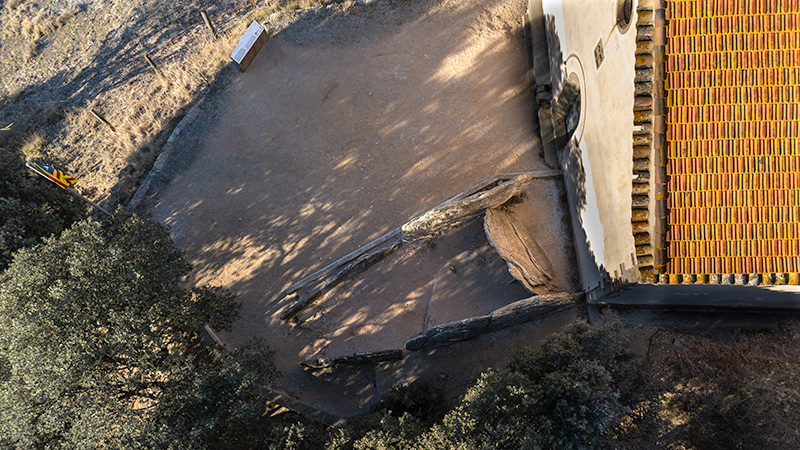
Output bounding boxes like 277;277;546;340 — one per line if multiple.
664;0;800;275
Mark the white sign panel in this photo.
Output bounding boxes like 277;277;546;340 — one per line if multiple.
231;21;266;64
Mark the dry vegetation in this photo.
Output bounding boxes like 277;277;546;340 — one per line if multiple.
57;29;244;194
3;1;81;60
611;324;800;450
18;131;45;158
1;0;352;208
654;328;800;449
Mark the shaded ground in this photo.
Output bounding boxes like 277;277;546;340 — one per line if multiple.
147;0;578;416
593;306;800;450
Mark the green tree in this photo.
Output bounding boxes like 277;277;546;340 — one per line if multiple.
329;316;644;450
0;147;86;271
0;214;276;449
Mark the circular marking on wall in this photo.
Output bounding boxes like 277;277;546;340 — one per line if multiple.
617;0;634;33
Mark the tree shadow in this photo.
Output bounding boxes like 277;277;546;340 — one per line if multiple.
138;0;580;417
544;13;564;97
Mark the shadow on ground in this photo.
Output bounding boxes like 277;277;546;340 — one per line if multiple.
146;0;579;417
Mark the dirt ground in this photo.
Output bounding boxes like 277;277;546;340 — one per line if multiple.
147;0;579;417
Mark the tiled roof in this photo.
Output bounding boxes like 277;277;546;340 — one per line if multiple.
664;0;800;279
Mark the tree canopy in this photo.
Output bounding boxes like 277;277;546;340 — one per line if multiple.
327;318;646;450
0;147;85;271
0;214;276;449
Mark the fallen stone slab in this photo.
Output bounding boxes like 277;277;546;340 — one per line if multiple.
488;293;574;330
484;208;557;294
405;293;577;352
281;228;402;297
301;349;404;369
280;235;402;321
405;315;492;351
266;389;347;427
401;174;535;241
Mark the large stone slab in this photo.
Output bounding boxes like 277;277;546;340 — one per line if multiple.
401;174;534;241
484;207;557;294
405;315;491;351
301;349;404;369
280;236;402;321
489;293;573;330
405;293;577;352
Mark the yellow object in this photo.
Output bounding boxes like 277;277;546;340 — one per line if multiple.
26;162;79;189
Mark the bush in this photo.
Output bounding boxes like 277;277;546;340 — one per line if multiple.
418;370;539;450
0;214;276;449
510;316;647;404
654;328;800;450
330;316;646;450
0;147;85;271
373;380;447;426
421;316;637;450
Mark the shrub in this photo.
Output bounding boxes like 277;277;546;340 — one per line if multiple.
373;380;447;426
510;315;647;404
18;131;45;158
655;328;800;450
0;147;85;271
0;214;276;449
331;316;646;450
422;315;644;449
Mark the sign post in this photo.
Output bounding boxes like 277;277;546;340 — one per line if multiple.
230;21;269;72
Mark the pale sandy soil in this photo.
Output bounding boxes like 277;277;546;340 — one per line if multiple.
147;0;580;417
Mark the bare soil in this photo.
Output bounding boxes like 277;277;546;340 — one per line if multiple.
146;0;581;417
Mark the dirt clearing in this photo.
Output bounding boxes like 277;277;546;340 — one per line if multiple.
146;0;578;417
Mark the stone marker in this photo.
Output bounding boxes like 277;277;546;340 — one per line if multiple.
231;21;269;72
405;316;491;352
405;293;577;352
279;238;402;321
488;293;573;330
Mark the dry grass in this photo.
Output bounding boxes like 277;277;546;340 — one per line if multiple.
4;0;354;205
4;3;79;39
3;0;25;13
58;20;252;199
5;0;25;10
2;2;80;62
19;132;46;159
650;328;800;450
256;0;344;20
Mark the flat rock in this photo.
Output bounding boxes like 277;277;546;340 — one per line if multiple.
489;293;573;330
484;208;556;294
301;349;404;369
402;174;534;241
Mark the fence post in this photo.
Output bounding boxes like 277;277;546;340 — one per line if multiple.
201;11;218;39
89;109;116;132
143;53;164;78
